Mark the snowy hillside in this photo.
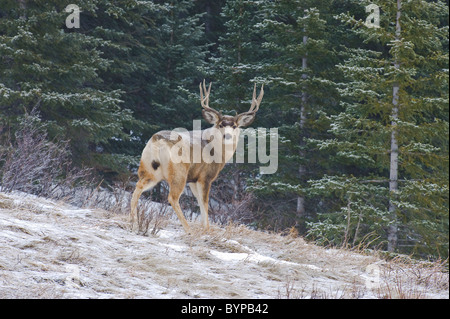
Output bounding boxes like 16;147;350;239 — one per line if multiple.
0;191;448;299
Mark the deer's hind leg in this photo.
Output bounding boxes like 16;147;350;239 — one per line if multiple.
130;163;159;232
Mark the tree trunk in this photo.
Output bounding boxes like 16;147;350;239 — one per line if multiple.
388;86;399;252
388;0;401;252
296;33;308;217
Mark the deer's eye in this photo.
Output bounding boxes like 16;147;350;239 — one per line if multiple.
219;124;223;128
233;125;237;129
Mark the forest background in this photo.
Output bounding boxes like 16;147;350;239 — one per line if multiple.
0;0;448;259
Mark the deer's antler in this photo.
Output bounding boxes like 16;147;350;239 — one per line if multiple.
199;79;221;114
248;83;264;113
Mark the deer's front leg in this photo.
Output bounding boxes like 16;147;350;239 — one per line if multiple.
195;180;211;231
167;164;191;234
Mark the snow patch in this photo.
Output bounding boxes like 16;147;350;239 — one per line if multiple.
0;191;448;299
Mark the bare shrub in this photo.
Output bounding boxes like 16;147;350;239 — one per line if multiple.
135;184;171;236
76;177;171;235
136;200;170;236
376;257;449;299
0;110;91;198
0;111;172;235
76;179;130;214
277;277;304;299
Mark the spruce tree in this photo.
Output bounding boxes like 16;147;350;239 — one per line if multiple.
0;0;134;175
146;0;208;131
307;0;449;257
209;0;267;112
0;0;208;179
247;0;340;230
205;0;269;221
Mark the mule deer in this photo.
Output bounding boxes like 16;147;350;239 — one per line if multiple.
130;80;264;233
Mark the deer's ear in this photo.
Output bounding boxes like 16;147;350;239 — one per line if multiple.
202;109;221;124
236;112;256;127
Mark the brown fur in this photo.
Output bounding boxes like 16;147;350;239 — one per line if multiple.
130;81;263;234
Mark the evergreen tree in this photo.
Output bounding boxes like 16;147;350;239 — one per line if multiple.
1;0;447;259
0;0;134;175
193;0;226;53
81;0;166;176
210;0;267;112
205;0;269;223
83;0;208;177
0;0;208;179
307;0;449;257
147;0;208;130
247;0;340;230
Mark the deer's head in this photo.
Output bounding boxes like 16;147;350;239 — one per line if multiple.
199;80;264;144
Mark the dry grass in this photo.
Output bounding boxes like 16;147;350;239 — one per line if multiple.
1;191;448;299
374;257;449;299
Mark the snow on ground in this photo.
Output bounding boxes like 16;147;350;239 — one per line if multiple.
0;191;448;299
